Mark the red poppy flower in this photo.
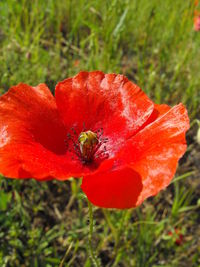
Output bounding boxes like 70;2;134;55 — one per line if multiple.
0;71;189;209
168;229;184;246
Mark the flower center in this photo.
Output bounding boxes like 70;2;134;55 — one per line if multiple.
78;130;99;162
66;127;109;164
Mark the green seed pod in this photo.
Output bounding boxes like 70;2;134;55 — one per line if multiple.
78;131;99;162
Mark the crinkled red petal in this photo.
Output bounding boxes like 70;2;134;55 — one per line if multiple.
119;103;190;206
139;103;171;131
0;142;96;180
81;166;143;209
0;83;90;180
55;71;154;156
81;104;189;209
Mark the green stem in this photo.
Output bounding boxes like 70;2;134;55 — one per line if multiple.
87;200;100;267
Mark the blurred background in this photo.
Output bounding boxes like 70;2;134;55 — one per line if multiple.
0;0;200;266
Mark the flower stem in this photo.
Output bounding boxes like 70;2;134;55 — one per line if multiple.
87;199;101;267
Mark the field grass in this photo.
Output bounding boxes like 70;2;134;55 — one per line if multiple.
0;0;200;266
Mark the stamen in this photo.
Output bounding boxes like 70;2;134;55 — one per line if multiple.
65;126;109;164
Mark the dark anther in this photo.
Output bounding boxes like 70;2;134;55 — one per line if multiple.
65;125;109;164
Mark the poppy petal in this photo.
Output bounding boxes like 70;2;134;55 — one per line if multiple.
0;82;132;180
0;83;81;179
0;83;67;153
139;103;171;131
55;71;154;144
118;103;189;205
0;142;93;180
81;166;143;209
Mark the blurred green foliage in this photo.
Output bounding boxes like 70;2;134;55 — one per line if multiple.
0;0;199;115
0;0;200;266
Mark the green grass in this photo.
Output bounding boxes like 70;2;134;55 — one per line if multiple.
0;0;200;266
0;0;200;115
